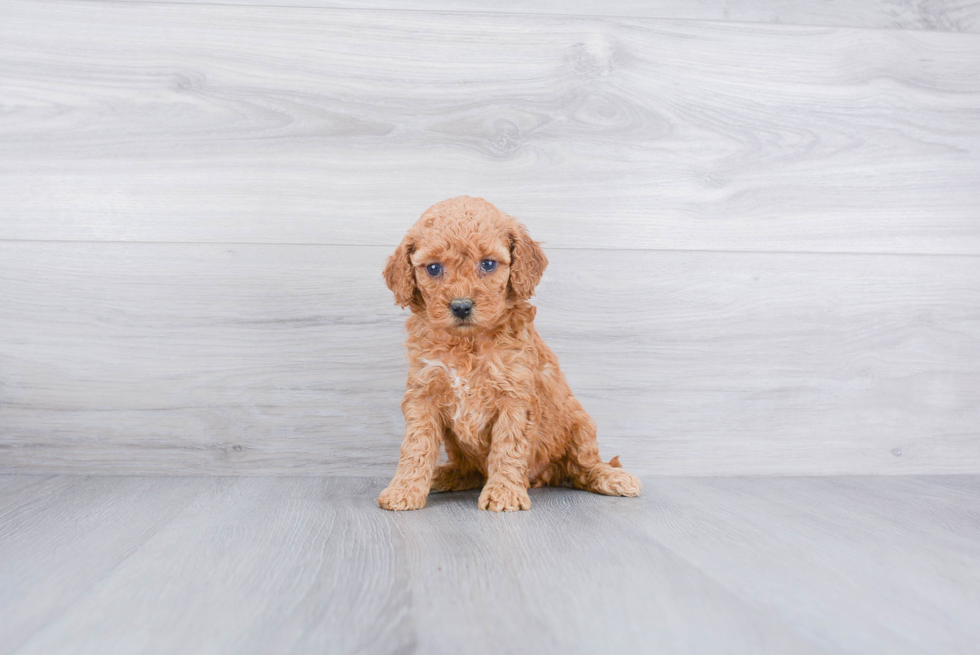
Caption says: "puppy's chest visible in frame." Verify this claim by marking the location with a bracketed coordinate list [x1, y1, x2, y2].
[419, 358, 497, 440]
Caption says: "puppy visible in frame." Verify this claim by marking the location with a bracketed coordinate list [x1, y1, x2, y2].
[378, 196, 641, 511]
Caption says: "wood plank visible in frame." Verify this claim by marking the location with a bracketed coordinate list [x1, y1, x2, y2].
[8, 478, 416, 655]
[0, 476, 214, 653]
[1, 242, 977, 476]
[94, 0, 980, 33]
[0, 476, 52, 502]
[3, 1, 979, 253]
[396, 484, 822, 654]
[633, 476, 980, 653]
[4, 476, 979, 653]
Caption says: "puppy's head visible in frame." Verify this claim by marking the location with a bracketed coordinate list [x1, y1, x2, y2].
[384, 196, 547, 334]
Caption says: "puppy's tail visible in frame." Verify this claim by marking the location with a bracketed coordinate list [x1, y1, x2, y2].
[608, 455, 622, 468]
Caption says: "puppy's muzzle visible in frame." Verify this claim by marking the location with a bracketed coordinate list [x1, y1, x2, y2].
[449, 298, 474, 320]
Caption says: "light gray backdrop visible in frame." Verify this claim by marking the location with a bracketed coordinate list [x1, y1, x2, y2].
[1, 0, 979, 476]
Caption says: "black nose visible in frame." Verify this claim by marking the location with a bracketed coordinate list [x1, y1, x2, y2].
[450, 298, 474, 319]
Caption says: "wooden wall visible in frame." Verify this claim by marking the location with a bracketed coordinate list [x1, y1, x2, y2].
[1, 0, 979, 475]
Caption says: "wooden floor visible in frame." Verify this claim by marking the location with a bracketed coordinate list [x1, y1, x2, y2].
[2, 475, 978, 654]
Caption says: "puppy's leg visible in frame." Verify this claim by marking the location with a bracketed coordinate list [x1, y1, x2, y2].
[565, 418, 641, 497]
[479, 405, 532, 511]
[378, 398, 442, 511]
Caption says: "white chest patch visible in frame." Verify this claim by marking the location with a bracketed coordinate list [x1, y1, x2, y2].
[420, 357, 485, 430]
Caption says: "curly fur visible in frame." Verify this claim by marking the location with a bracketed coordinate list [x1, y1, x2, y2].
[377, 196, 641, 511]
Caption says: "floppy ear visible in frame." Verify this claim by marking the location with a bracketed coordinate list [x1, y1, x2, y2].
[383, 235, 421, 309]
[508, 222, 548, 301]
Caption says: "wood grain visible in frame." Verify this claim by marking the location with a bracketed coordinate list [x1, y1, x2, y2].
[3, 475, 979, 654]
[636, 476, 980, 653]
[7, 477, 415, 655]
[2, 242, 977, 476]
[91, 0, 980, 33]
[0, 475, 53, 499]
[0, 476, 215, 654]
[2, 1, 979, 253]
[393, 483, 821, 655]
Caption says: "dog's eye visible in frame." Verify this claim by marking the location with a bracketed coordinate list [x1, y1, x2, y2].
[425, 263, 443, 277]
[480, 259, 497, 273]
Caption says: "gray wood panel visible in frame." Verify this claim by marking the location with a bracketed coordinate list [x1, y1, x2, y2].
[633, 476, 980, 653]
[2, 242, 977, 476]
[0, 476, 216, 654]
[6, 477, 414, 655]
[3, 475, 979, 654]
[100, 0, 980, 33]
[3, 1, 979, 253]
[0, 475, 53, 499]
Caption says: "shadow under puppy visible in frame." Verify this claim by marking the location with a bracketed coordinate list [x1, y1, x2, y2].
[378, 196, 641, 511]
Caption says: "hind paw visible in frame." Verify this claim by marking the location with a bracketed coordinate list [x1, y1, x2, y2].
[430, 464, 485, 492]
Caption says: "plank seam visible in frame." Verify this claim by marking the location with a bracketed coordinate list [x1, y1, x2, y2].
[2, 238, 980, 258]
[64, 0, 980, 37]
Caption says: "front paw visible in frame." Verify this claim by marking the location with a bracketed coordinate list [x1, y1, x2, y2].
[378, 483, 427, 511]
[478, 482, 531, 512]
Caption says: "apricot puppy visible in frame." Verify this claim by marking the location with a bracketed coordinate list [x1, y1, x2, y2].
[377, 196, 641, 512]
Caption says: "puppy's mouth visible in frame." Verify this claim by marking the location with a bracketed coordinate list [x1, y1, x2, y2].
[448, 312, 482, 330]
